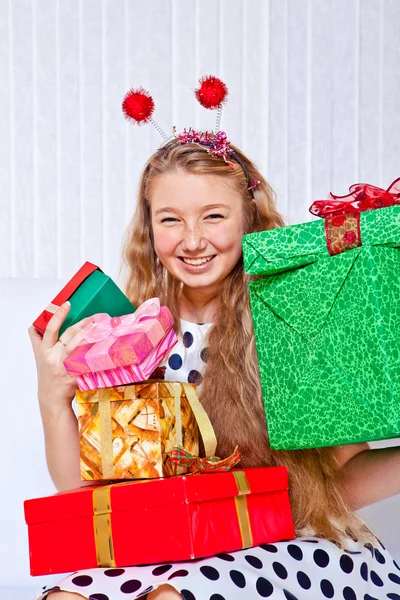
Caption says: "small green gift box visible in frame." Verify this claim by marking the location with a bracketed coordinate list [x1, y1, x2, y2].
[243, 186, 400, 450]
[33, 262, 136, 336]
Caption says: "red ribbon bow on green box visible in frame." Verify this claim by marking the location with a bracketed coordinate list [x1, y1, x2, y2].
[309, 178, 400, 255]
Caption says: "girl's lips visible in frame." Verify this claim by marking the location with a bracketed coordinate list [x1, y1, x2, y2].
[177, 255, 216, 273]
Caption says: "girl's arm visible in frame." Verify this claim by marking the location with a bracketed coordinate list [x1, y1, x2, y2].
[29, 303, 94, 492]
[334, 442, 400, 510]
[39, 402, 82, 491]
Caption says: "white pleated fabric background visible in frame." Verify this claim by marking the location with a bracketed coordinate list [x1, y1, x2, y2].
[1, 0, 400, 279]
[1, 0, 400, 596]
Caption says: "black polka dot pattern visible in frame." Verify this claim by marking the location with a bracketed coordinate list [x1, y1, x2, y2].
[168, 353, 182, 370]
[72, 575, 93, 587]
[370, 570, 384, 586]
[183, 331, 194, 348]
[188, 369, 203, 385]
[283, 591, 299, 600]
[320, 578, 334, 598]
[374, 548, 386, 564]
[40, 537, 398, 599]
[340, 554, 354, 573]
[200, 566, 220, 581]
[244, 555, 263, 569]
[287, 544, 303, 561]
[360, 561, 369, 580]
[216, 553, 235, 562]
[168, 570, 189, 580]
[272, 561, 288, 579]
[342, 588, 357, 600]
[180, 590, 196, 600]
[200, 347, 210, 362]
[256, 576, 274, 597]
[104, 569, 126, 577]
[152, 565, 172, 576]
[296, 570, 311, 589]
[313, 549, 330, 568]
[259, 543, 278, 553]
[229, 570, 246, 588]
[120, 579, 141, 594]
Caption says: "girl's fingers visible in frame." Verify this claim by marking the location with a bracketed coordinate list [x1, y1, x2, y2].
[63, 320, 95, 355]
[41, 302, 71, 349]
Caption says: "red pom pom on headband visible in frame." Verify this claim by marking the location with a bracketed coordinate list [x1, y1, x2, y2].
[121, 75, 259, 195]
[195, 75, 228, 110]
[122, 88, 155, 124]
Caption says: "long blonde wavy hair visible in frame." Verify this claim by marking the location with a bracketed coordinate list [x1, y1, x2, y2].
[122, 139, 370, 545]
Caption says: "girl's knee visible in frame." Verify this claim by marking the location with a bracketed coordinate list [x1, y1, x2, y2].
[148, 584, 182, 599]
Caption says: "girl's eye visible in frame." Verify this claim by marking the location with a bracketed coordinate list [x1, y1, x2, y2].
[161, 214, 223, 223]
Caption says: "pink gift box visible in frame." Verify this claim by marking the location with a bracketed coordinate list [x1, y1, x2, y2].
[64, 298, 177, 390]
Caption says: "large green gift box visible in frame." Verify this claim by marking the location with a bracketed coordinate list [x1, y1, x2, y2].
[243, 204, 400, 450]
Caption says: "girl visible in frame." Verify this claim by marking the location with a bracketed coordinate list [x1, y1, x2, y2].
[29, 137, 400, 600]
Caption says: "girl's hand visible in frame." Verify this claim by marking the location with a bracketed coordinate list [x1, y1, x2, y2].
[28, 302, 94, 413]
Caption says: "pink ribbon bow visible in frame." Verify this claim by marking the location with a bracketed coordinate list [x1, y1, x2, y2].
[81, 298, 167, 372]
[83, 298, 163, 344]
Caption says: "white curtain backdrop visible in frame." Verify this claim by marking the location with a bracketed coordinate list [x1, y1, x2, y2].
[0, 0, 400, 594]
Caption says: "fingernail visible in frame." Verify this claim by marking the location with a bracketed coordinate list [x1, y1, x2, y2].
[83, 321, 95, 330]
[62, 301, 71, 309]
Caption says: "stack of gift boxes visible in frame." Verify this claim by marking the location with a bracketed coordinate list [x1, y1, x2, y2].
[25, 262, 295, 576]
[25, 178, 400, 576]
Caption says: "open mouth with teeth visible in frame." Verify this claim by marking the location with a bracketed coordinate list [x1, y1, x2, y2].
[179, 255, 216, 266]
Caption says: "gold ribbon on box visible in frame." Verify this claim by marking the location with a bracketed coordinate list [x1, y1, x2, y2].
[91, 469, 253, 567]
[233, 470, 253, 548]
[93, 485, 116, 567]
[45, 302, 60, 314]
[164, 382, 218, 459]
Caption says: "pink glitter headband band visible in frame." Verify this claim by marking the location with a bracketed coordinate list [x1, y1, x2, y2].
[176, 128, 261, 196]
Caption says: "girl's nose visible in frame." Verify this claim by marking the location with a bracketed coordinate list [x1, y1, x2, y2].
[181, 226, 207, 251]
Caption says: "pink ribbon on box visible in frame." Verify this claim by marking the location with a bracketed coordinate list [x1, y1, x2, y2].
[83, 299, 166, 372]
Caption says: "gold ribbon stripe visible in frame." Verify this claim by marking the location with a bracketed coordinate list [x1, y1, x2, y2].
[233, 471, 253, 549]
[93, 485, 116, 568]
[180, 383, 217, 458]
[93, 479, 150, 567]
[98, 389, 115, 480]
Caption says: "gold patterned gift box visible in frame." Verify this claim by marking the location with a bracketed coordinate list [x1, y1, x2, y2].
[77, 380, 208, 480]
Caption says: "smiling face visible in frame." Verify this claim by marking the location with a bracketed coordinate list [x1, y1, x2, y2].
[149, 170, 246, 294]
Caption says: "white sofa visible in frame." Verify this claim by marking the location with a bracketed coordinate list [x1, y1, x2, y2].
[1, 278, 399, 598]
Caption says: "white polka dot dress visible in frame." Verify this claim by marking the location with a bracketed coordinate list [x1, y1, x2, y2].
[38, 538, 400, 600]
[161, 319, 212, 388]
[38, 320, 400, 600]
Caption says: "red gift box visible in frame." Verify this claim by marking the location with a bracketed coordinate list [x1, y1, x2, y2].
[33, 262, 99, 333]
[24, 467, 295, 576]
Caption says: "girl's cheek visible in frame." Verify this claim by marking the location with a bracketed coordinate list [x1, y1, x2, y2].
[153, 227, 180, 250]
